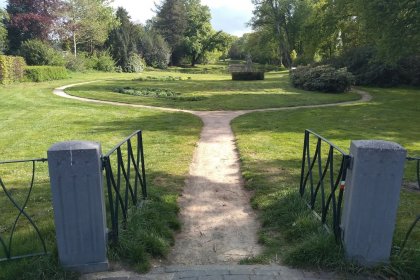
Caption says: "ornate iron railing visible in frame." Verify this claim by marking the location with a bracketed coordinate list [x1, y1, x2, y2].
[102, 131, 147, 243]
[406, 156, 420, 190]
[0, 158, 48, 261]
[300, 130, 350, 242]
[399, 156, 420, 252]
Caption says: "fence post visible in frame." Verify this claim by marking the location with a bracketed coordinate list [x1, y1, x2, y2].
[341, 140, 406, 266]
[47, 141, 108, 273]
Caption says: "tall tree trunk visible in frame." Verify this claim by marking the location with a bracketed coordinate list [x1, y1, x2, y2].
[73, 33, 77, 57]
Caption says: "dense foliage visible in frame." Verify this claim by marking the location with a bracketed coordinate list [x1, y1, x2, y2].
[153, 0, 232, 66]
[0, 55, 26, 84]
[290, 65, 354, 93]
[0, 0, 416, 84]
[242, 0, 420, 86]
[24, 66, 68, 82]
[124, 53, 145, 73]
[20, 40, 64, 66]
[6, 0, 61, 52]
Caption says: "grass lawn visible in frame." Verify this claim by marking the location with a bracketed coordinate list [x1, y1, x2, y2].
[232, 86, 420, 279]
[0, 72, 202, 279]
[65, 70, 360, 111]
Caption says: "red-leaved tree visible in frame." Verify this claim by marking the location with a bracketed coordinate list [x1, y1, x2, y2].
[6, 0, 62, 53]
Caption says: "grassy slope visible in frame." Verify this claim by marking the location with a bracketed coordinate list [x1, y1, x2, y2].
[232, 86, 420, 278]
[0, 72, 201, 279]
[66, 70, 360, 111]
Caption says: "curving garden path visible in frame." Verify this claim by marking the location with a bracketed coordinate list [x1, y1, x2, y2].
[54, 83, 371, 279]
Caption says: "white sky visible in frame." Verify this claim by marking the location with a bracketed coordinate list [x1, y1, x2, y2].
[0, 0, 254, 36]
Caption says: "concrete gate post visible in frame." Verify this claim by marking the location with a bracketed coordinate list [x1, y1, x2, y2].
[341, 140, 406, 266]
[47, 141, 108, 273]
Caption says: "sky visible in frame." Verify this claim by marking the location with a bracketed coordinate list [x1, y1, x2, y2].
[0, 0, 254, 36]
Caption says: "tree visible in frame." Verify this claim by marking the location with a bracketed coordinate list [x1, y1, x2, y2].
[0, 9, 8, 53]
[244, 30, 281, 65]
[6, 0, 62, 52]
[349, 0, 420, 63]
[106, 7, 138, 70]
[138, 30, 171, 69]
[153, 0, 188, 65]
[60, 0, 118, 56]
[251, 0, 296, 68]
[229, 36, 247, 60]
[183, 0, 232, 66]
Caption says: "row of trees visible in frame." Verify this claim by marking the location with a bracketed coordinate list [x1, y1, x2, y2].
[0, 0, 234, 71]
[230, 0, 419, 70]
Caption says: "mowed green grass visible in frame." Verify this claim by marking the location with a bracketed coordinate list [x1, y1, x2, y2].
[0, 72, 201, 279]
[232, 86, 420, 278]
[66, 70, 360, 111]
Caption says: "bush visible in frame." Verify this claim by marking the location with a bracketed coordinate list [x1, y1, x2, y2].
[20, 40, 65, 66]
[290, 65, 354, 93]
[125, 53, 145, 73]
[0, 55, 26, 84]
[65, 54, 87, 72]
[91, 51, 115, 72]
[232, 72, 265, 81]
[25, 66, 68, 82]
[398, 55, 420, 86]
[140, 33, 170, 69]
[327, 46, 417, 87]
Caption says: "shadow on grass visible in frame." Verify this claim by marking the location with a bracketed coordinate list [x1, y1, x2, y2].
[71, 111, 201, 137]
[234, 103, 420, 279]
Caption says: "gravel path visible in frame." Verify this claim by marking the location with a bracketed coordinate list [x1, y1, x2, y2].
[53, 84, 372, 279]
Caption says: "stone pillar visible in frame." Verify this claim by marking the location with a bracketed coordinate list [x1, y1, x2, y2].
[342, 140, 406, 266]
[48, 141, 108, 273]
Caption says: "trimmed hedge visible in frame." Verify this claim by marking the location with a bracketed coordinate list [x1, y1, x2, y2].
[0, 55, 26, 85]
[290, 65, 354, 93]
[25, 66, 68, 82]
[232, 72, 265, 81]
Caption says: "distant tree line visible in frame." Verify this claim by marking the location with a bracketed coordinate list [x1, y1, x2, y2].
[0, 0, 234, 72]
[231, 0, 419, 86]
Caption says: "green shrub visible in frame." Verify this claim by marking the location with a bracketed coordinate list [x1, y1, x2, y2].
[20, 40, 65, 66]
[397, 55, 420, 86]
[65, 54, 87, 72]
[125, 53, 145, 73]
[91, 51, 115, 72]
[140, 33, 170, 69]
[232, 72, 265, 81]
[114, 87, 179, 98]
[328, 46, 406, 87]
[290, 65, 354, 93]
[25, 66, 68, 82]
[0, 55, 26, 84]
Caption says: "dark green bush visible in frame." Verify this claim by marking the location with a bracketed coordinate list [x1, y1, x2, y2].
[328, 47, 420, 87]
[140, 33, 170, 69]
[91, 51, 115, 72]
[0, 55, 26, 84]
[20, 40, 65, 66]
[398, 55, 420, 86]
[290, 65, 354, 93]
[25, 66, 68, 82]
[232, 72, 265, 81]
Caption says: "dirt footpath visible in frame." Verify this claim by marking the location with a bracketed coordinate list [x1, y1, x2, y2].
[55, 84, 371, 268]
[167, 111, 262, 265]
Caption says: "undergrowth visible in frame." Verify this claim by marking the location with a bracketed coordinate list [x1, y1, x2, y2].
[114, 86, 206, 101]
[109, 188, 180, 272]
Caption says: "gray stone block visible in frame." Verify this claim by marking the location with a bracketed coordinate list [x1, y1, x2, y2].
[48, 141, 108, 273]
[342, 140, 406, 266]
